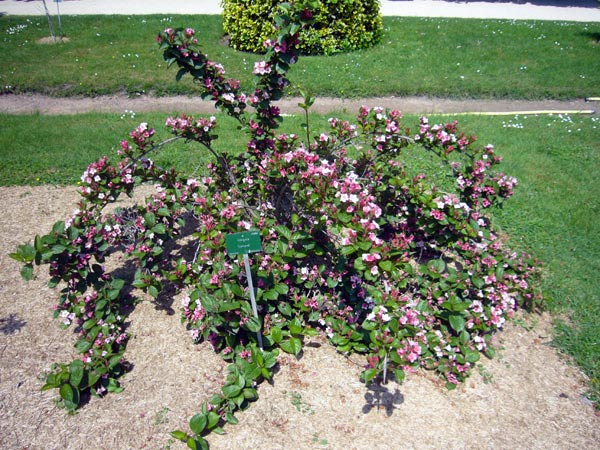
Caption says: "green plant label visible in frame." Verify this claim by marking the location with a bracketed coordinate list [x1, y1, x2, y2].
[226, 230, 262, 255]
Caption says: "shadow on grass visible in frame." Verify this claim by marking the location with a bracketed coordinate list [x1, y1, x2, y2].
[580, 31, 600, 44]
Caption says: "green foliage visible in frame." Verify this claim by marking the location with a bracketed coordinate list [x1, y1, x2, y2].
[222, 0, 382, 55]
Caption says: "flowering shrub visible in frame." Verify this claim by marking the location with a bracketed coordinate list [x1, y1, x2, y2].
[12, 1, 540, 448]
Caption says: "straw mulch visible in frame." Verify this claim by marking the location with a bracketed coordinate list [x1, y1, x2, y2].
[1, 185, 598, 450]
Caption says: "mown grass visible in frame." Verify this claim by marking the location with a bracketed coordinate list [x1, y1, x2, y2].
[453, 113, 600, 404]
[1, 111, 599, 406]
[0, 112, 335, 185]
[1, 14, 599, 99]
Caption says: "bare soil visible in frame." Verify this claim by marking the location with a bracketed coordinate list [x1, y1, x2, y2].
[0, 184, 599, 450]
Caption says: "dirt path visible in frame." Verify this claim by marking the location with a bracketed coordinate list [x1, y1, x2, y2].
[0, 185, 599, 450]
[0, 93, 597, 116]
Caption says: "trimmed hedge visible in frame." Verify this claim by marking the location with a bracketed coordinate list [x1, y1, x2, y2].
[222, 0, 383, 55]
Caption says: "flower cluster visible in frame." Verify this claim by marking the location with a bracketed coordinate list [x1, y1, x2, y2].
[165, 114, 217, 146]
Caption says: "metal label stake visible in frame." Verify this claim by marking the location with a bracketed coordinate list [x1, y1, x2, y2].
[226, 230, 263, 350]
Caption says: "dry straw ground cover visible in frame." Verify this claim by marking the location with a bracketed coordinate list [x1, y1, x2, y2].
[1, 185, 599, 449]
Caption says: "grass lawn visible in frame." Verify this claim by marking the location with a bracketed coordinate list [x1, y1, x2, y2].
[0, 14, 599, 99]
[1, 111, 599, 403]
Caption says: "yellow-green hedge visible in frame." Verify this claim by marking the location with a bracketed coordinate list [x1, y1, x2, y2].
[222, 0, 382, 55]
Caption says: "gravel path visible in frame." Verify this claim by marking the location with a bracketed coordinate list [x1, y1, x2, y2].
[2, 0, 600, 22]
[0, 93, 597, 116]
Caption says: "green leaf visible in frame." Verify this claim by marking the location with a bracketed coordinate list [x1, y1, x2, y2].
[340, 245, 356, 256]
[106, 351, 120, 368]
[69, 360, 84, 387]
[44, 372, 60, 388]
[157, 207, 170, 217]
[274, 283, 289, 295]
[51, 244, 67, 254]
[143, 212, 156, 227]
[337, 212, 352, 224]
[278, 302, 292, 317]
[87, 369, 103, 388]
[132, 278, 147, 289]
[261, 367, 272, 380]
[95, 298, 108, 313]
[75, 339, 92, 354]
[10, 243, 36, 263]
[484, 347, 496, 359]
[110, 277, 125, 290]
[263, 350, 278, 368]
[230, 284, 244, 297]
[106, 380, 124, 396]
[243, 387, 258, 401]
[361, 320, 377, 330]
[361, 368, 379, 383]
[242, 363, 262, 381]
[34, 235, 44, 253]
[225, 412, 238, 425]
[465, 349, 480, 363]
[147, 285, 159, 299]
[394, 368, 406, 383]
[446, 381, 458, 391]
[495, 266, 505, 280]
[170, 430, 189, 442]
[106, 289, 120, 301]
[270, 326, 283, 344]
[20, 264, 34, 281]
[207, 410, 220, 429]
[186, 437, 208, 450]
[222, 384, 242, 399]
[279, 337, 302, 355]
[262, 289, 279, 301]
[218, 301, 241, 313]
[379, 260, 393, 272]
[354, 257, 365, 271]
[274, 225, 292, 241]
[59, 383, 77, 404]
[244, 316, 262, 333]
[152, 223, 166, 235]
[449, 314, 465, 333]
[472, 277, 485, 289]
[288, 318, 303, 335]
[189, 413, 207, 435]
[52, 221, 65, 234]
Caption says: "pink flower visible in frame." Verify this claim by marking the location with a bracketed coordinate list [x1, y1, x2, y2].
[253, 61, 271, 75]
[431, 209, 446, 220]
[362, 253, 381, 263]
[397, 339, 421, 363]
[240, 349, 252, 362]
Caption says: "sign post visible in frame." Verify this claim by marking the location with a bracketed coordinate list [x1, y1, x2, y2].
[225, 230, 263, 350]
